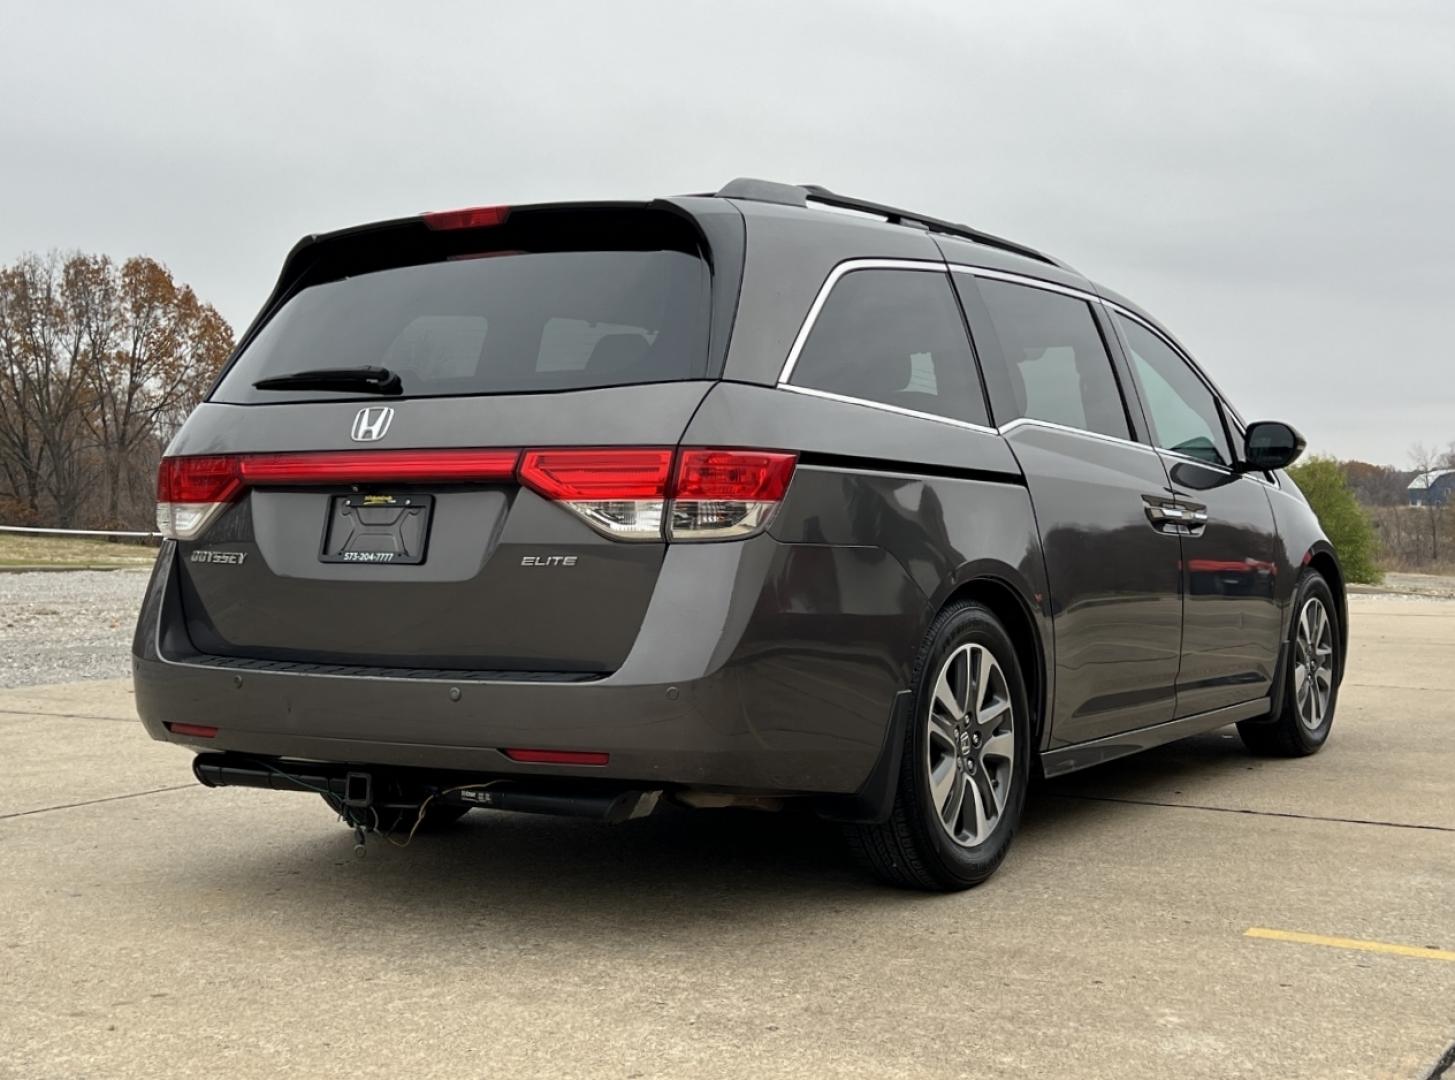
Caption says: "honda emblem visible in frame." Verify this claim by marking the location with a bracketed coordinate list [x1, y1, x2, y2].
[350, 406, 394, 442]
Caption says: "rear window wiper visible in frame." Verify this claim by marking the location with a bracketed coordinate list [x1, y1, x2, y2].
[253, 365, 402, 395]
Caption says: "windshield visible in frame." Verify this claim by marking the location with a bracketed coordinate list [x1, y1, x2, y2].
[212, 248, 710, 404]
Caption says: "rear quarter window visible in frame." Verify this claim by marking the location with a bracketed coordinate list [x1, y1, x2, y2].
[787, 268, 989, 426]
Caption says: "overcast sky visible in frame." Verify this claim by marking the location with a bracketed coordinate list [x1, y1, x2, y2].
[2, 0, 1451, 465]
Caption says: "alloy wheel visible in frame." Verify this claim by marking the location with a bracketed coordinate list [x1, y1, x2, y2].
[924, 643, 1016, 847]
[1293, 596, 1334, 731]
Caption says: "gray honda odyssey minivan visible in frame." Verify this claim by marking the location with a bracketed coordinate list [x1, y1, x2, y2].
[134, 179, 1344, 890]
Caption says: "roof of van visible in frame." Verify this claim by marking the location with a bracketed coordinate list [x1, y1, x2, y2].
[710, 181, 1182, 340]
[710, 177, 1068, 270]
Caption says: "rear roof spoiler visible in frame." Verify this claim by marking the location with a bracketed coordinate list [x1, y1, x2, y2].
[206, 198, 741, 401]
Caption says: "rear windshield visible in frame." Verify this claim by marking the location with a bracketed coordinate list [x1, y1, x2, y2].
[212, 246, 710, 403]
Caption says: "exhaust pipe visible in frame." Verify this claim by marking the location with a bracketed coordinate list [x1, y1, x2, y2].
[192, 753, 660, 824]
[445, 786, 660, 824]
[194, 755, 347, 797]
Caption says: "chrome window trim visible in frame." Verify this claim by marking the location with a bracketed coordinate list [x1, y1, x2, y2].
[774, 383, 1000, 436]
[776, 258, 947, 385]
[1104, 301, 1267, 480]
[1103, 301, 1248, 430]
[948, 264, 1102, 304]
[1161, 448, 1234, 473]
[935, 264, 1255, 441]
[996, 416, 1160, 458]
[948, 267, 1153, 451]
[773, 259, 1276, 488]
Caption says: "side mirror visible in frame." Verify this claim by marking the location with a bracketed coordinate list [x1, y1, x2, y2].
[1240, 420, 1305, 472]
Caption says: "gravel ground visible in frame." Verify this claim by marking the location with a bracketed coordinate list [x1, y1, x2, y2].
[0, 568, 151, 688]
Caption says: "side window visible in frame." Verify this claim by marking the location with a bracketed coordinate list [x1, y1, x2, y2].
[1115, 315, 1232, 467]
[967, 278, 1130, 440]
[789, 269, 989, 426]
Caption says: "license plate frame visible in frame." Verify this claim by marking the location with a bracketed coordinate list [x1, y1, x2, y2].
[318, 493, 434, 565]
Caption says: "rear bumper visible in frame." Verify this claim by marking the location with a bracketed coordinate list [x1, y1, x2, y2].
[134, 538, 929, 796]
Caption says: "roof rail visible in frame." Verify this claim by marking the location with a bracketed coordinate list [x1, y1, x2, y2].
[709, 177, 1065, 270]
[799, 184, 1065, 269]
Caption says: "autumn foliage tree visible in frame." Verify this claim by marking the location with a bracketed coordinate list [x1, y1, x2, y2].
[0, 252, 232, 529]
[1287, 457, 1381, 585]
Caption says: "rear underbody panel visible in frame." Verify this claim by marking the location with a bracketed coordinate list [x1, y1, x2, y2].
[135, 535, 929, 795]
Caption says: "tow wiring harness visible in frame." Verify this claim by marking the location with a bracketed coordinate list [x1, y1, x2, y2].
[244, 757, 505, 858]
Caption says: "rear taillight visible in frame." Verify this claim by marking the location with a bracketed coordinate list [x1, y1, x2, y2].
[671, 449, 797, 540]
[156, 455, 245, 540]
[156, 446, 796, 544]
[518, 447, 797, 542]
[518, 449, 673, 541]
[156, 449, 520, 540]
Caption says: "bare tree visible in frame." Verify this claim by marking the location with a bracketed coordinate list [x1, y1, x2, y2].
[0, 264, 47, 518]
[1409, 442, 1443, 561]
[0, 254, 95, 526]
[0, 251, 233, 530]
[81, 256, 232, 525]
[1340, 460, 1412, 507]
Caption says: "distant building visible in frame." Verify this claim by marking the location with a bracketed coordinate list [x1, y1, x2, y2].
[1408, 469, 1455, 507]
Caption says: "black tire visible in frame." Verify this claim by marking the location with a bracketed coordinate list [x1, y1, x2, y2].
[1237, 571, 1341, 757]
[322, 793, 471, 834]
[847, 602, 1032, 891]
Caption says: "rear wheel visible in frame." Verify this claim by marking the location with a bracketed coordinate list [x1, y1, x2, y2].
[1238, 571, 1340, 757]
[322, 793, 471, 834]
[848, 602, 1031, 891]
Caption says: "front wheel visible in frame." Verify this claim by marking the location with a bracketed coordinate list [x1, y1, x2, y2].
[1238, 571, 1341, 757]
[848, 602, 1031, 891]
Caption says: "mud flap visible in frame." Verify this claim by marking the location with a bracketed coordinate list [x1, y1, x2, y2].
[813, 689, 913, 825]
[1241, 639, 1287, 726]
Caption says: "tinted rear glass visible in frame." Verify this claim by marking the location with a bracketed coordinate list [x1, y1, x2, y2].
[212, 248, 710, 403]
[788, 269, 989, 426]
[965, 278, 1130, 440]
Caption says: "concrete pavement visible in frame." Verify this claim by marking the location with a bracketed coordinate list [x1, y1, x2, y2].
[1, 596, 1452, 1079]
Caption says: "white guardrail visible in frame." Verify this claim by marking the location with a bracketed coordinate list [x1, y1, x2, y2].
[0, 524, 160, 539]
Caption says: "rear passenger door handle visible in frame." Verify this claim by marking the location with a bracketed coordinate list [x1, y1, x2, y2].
[1143, 495, 1207, 536]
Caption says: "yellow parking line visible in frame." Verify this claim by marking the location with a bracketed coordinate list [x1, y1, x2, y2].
[1246, 927, 1455, 962]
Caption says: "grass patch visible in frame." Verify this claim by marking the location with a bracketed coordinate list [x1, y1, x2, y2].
[0, 532, 158, 569]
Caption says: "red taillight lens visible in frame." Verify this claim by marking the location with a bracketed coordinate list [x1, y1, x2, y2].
[155, 446, 796, 544]
[515, 448, 795, 541]
[518, 449, 673, 500]
[156, 449, 521, 540]
[670, 449, 797, 540]
[157, 455, 243, 504]
[156, 456, 245, 540]
[502, 748, 610, 766]
[518, 449, 673, 541]
[239, 449, 520, 486]
[422, 205, 511, 230]
[673, 450, 797, 502]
